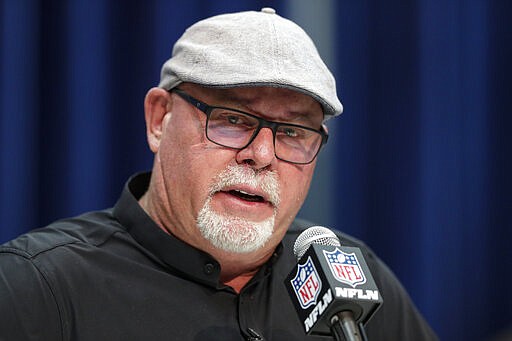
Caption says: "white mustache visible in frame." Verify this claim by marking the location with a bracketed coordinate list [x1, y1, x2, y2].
[210, 165, 281, 206]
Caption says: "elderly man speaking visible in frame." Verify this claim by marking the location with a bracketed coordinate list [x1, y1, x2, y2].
[0, 8, 436, 341]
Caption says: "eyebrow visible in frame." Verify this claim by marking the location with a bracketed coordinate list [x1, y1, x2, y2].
[211, 90, 320, 127]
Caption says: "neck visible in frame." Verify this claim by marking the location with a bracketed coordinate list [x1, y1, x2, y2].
[223, 272, 258, 293]
[138, 167, 279, 293]
[139, 185, 276, 294]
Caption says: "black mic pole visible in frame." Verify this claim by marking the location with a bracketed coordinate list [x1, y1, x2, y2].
[330, 311, 367, 341]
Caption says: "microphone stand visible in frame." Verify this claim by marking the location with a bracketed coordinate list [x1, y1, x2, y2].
[330, 311, 368, 341]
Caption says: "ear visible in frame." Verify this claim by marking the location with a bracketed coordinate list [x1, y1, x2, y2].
[144, 88, 173, 153]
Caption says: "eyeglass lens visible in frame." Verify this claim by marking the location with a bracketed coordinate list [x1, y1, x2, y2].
[206, 108, 323, 164]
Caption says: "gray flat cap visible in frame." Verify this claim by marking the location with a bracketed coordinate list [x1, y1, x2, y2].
[159, 7, 343, 120]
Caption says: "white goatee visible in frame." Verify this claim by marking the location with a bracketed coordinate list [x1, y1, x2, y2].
[196, 165, 280, 253]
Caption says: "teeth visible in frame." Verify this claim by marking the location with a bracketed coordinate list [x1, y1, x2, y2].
[229, 190, 264, 202]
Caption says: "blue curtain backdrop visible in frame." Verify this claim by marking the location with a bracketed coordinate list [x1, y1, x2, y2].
[1, 1, 510, 340]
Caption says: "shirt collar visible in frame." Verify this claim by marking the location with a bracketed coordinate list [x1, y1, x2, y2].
[112, 172, 283, 290]
[113, 172, 225, 288]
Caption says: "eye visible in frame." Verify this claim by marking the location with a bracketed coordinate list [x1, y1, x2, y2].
[213, 110, 256, 128]
[227, 115, 241, 125]
[279, 126, 303, 138]
[284, 127, 298, 137]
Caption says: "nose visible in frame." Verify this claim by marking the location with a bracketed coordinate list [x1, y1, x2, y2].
[235, 127, 276, 169]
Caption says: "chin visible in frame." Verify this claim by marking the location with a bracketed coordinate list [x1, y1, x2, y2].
[197, 197, 276, 254]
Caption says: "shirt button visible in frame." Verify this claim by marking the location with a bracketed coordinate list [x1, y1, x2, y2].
[204, 263, 215, 275]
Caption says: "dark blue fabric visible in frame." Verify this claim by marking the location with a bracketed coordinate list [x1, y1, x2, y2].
[1, 1, 510, 340]
[334, 1, 512, 340]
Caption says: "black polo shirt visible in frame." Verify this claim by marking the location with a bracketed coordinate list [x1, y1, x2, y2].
[0, 173, 437, 340]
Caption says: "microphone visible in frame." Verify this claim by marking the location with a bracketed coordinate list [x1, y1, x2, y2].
[285, 226, 383, 341]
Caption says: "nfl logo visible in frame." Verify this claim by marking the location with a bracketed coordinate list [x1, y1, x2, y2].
[323, 248, 367, 288]
[290, 256, 322, 309]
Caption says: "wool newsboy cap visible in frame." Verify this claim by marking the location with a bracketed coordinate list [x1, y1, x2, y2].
[159, 7, 343, 120]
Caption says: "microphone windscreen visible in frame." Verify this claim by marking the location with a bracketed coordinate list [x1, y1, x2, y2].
[293, 226, 341, 260]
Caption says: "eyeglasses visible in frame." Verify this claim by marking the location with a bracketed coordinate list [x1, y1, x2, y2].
[172, 89, 328, 165]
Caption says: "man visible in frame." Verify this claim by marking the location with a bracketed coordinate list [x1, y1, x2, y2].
[0, 8, 437, 340]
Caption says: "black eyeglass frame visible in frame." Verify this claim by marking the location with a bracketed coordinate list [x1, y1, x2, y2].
[171, 88, 329, 165]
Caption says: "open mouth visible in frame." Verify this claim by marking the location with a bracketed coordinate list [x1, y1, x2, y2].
[225, 190, 265, 203]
